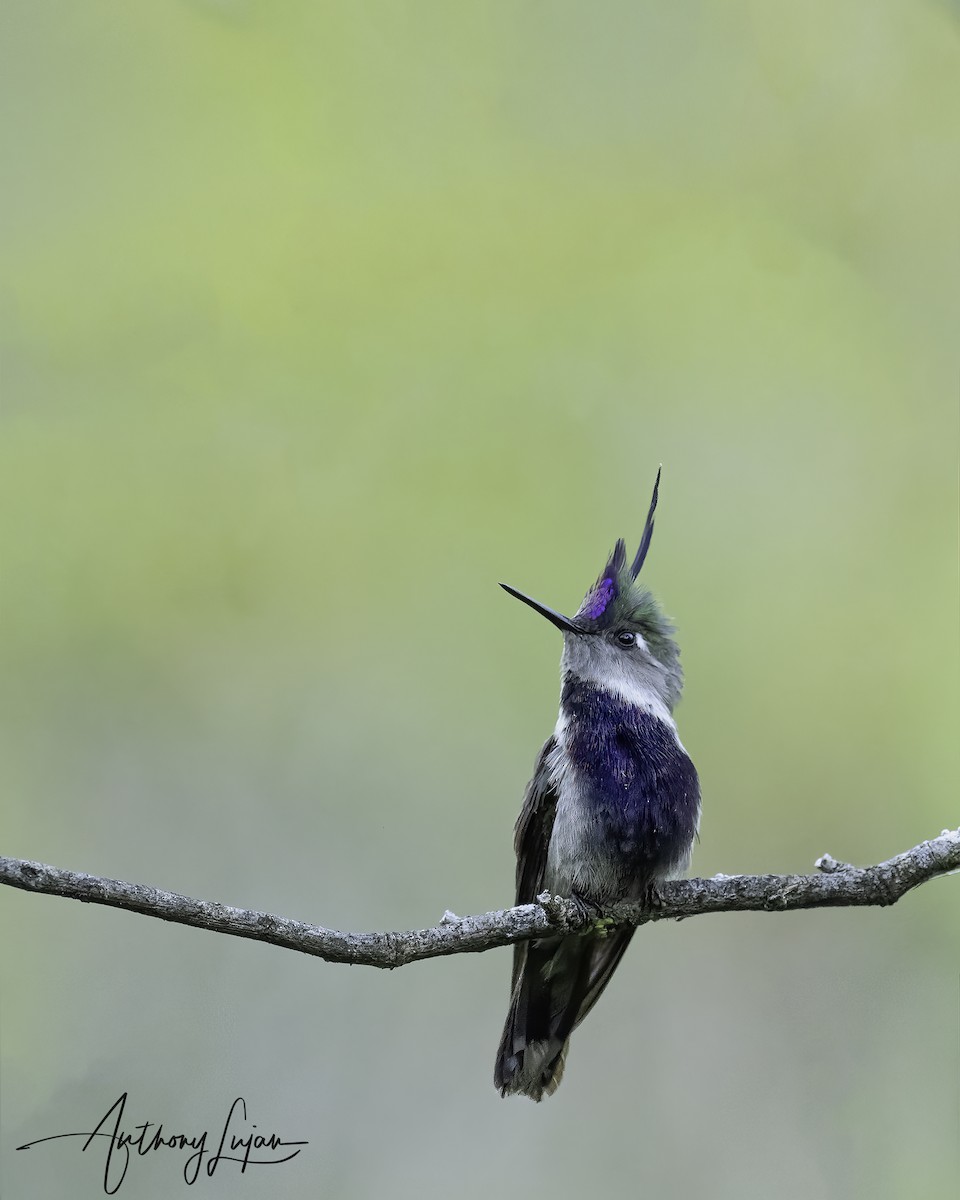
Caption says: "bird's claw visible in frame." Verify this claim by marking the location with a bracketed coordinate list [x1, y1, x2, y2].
[569, 893, 618, 936]
[570, 892, 603, 923]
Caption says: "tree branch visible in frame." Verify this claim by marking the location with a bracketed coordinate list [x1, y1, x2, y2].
[1, 829, 957, 969]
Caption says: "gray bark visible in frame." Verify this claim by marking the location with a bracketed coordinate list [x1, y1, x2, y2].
[1, 828, 957, 969]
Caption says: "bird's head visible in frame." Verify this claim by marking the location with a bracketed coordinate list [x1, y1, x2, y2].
[501, 469, 683, 711]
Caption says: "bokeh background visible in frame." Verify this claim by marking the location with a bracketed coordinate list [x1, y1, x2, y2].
[2, 2, 958, 1197]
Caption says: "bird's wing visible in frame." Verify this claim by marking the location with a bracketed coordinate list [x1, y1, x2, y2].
[509, 737, 558, 991]
[513, 736, 558, 906]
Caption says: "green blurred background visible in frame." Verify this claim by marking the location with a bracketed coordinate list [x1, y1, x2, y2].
[2, 2, 958, 1197]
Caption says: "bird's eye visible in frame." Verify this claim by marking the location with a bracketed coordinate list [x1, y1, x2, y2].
[615, 631, 635, 647]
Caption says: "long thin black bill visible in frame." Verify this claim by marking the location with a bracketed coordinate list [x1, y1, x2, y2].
[499, 583, 582, 633]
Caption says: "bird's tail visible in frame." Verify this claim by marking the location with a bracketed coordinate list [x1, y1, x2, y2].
[494, 927, 635, 1100]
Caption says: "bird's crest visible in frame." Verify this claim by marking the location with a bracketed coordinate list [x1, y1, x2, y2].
[574, 468, 662, 630]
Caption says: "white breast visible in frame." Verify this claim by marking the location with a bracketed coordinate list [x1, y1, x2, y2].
[543, 712, 614, 898]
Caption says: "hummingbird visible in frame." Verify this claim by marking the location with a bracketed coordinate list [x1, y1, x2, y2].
[494, 469, 700, 1100]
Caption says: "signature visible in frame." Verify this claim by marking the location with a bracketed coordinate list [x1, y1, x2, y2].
[17, 1092, 308, 1194]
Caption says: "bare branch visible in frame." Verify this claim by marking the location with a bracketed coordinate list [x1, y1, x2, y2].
[1, 829, 957, 969]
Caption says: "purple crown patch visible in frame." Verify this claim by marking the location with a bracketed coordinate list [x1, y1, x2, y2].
[580, 576, 614, 619]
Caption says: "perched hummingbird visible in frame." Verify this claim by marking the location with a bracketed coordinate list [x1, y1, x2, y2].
[494, 470, 700, 1100]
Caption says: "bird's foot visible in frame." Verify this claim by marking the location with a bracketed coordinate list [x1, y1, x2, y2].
[569, 892, 602, 921]
[569, 893, 617, 937]
[639, 880, 665, 911]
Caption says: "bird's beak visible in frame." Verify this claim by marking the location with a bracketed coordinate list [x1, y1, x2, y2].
[499, 583, 584, 634]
